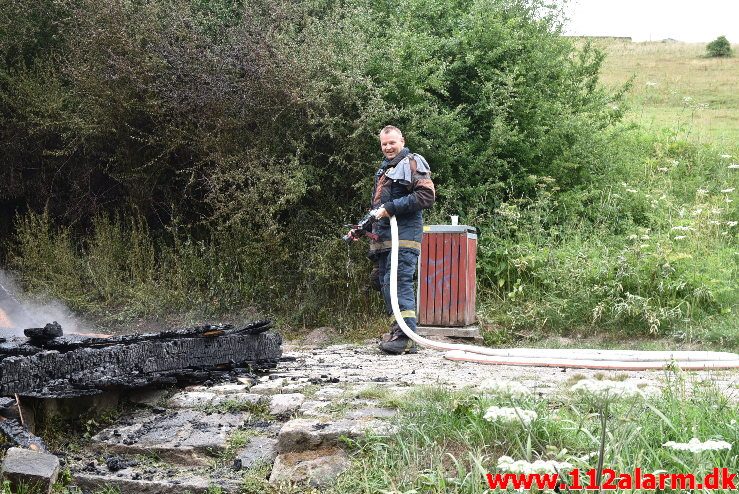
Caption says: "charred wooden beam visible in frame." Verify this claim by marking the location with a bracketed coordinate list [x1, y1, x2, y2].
[0, 321, 282, 398]
[0, 417, 48, 452]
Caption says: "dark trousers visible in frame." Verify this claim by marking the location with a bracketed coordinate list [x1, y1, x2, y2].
[377, 250, 418, 332]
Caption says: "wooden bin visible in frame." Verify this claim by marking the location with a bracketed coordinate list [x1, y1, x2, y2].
[418, 225, 477, 327]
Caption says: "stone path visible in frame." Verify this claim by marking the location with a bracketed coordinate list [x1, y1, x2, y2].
[64, 341, 739, 493]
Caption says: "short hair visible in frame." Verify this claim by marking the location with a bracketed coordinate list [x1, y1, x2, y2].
[380, 125, 404, 139]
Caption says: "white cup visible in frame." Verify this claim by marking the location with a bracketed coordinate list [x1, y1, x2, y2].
[451, 215, 459, 226]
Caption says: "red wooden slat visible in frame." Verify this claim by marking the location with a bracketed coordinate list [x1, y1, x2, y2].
[441, 233, 451, 326]
[457, 232, 468, 325]
[419, 233, 429, 325]
[433, 233, 444, 325]
[449, 233, 459, 325]
[466, 235, 478, 325]
[424, 233, 436, 325]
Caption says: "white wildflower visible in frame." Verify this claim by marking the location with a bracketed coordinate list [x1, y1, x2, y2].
[728, 221, 738, 227]
[484, 406, 538, 426]
[674, 235, 687, 240]
[640, 244, 650, 249]
[628, 234, 639, 240]
[645, 81, 658, 87]
[720, 188, 735, 193]
[626, 188, 638, 193]
[497, 456, 573, 475]
[657, 167, 669, 172]
[692, 208, 703, 216]
[663, 438, 732, 453]
[571, 379, 642, 400]
[638, 385, 662, 398]
[726, 198, 734, 203]
[578, 451, 599, 463]
[720, 154, 732, 159]
[640, 235, 650, 240]
[671, 226, 693, 232]
[709, 220, 721, 225]
[729, 164, 739, 169]
[479, 379, 532, 398]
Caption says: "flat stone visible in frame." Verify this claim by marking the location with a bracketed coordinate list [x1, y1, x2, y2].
[73, 473, 241, 494]
[269, 448, 350, 488]
[235, 436, 278, 470]
[249, 379, 285, 395]
[314, 387, 344, 400]
[298, 400, 332, 418]
[187, 383, 252, 395]
[208, 383, 251, 395]
[282, 381, 312, 393]
[1, 447, 59, 494]
[269, 393, 305, 417]
[277, 418, 389, 453]
[166, 391, 262, 409]
[345, 406, 397, 420]
[212, 393, 263, 407]
[91, 410, 245, 465]
[167, 391, 217, 408]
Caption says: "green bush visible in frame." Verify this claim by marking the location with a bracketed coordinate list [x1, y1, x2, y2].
[706, 35, 732, 58]
[1, 0, 624, 322]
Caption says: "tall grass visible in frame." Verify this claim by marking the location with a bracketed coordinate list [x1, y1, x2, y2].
[476, 126, 738, 346]
[327, 373, 738, 493]
[9, 208, 381, 329]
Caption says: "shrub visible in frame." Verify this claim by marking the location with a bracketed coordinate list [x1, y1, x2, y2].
[706, 35, 732, 58]
[2, 0, 627, 326]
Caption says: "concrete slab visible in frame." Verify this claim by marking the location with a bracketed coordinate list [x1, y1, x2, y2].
[416, 325, 481, 338]
[1, 447, 59, 494]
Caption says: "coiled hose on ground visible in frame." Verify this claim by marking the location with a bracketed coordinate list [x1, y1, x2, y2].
[387, 216, 739, 371]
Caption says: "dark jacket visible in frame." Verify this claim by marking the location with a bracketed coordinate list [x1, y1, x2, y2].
[369, 148, 435, 257]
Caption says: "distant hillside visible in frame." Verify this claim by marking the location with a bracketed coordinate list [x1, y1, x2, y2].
[595, 40, 739, 144]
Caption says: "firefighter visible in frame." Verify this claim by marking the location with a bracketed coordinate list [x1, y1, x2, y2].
[369, 126, 435, 354]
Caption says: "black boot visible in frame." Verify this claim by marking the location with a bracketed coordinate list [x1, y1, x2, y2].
[381, 322, 400, 343]
[378, 327, 417, 355]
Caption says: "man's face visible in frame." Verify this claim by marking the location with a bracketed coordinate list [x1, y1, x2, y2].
[380, 130, 404, 160]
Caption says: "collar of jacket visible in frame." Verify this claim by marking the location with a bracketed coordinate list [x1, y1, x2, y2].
[379, 147, 410, 172]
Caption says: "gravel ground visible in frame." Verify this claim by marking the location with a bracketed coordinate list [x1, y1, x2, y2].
[278, 340, 739, 398]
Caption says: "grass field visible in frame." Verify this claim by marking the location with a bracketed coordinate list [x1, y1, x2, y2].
[595, 40, 739, 146]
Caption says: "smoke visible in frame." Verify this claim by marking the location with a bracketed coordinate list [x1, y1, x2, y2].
[0, 270, 88, 336]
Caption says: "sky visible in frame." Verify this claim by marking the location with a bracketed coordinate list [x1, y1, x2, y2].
[562, 0, 739, 43]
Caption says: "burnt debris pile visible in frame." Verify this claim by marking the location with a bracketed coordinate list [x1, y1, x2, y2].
[0, 320, 282, 399]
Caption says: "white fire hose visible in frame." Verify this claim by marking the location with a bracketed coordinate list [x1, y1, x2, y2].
[387, 216, 739, 370]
